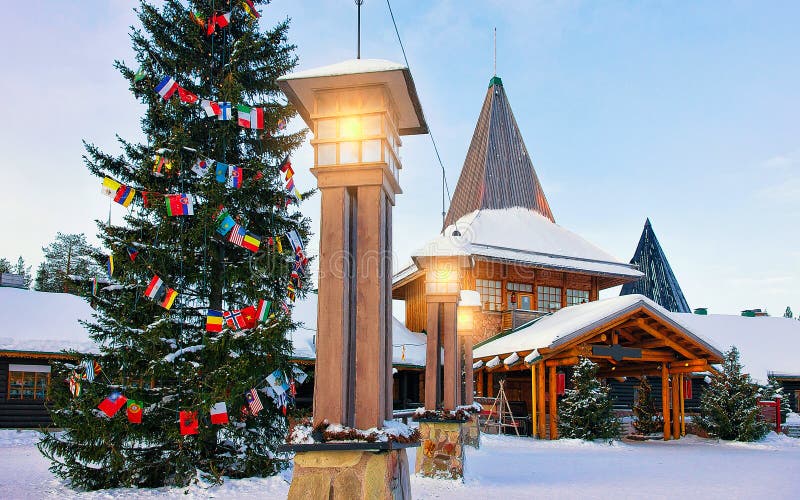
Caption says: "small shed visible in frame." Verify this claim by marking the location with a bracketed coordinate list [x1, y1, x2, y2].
[0, 287, 96, 428]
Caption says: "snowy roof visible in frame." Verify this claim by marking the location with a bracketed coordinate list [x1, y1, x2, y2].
[277, 58, 428, 135]
[288, 293, 426, 368]
[411, 208, 643, 280]
[0, 288, 97, 355]
[473, 294, 721, 361]
[667, 313, 800, 383]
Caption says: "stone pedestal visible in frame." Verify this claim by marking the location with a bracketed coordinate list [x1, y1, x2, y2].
[415, 421, 466, 480]
[289, 449, 411, 500]
[463, 414, 481, 448]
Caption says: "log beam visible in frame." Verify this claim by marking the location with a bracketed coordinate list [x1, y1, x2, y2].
[636, 320, 699, 360]
[662, 363, 671, 441]
[548, 365, 558, 440]
[545, 356, 580, 367]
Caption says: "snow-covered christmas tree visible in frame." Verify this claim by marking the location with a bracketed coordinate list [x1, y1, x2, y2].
[696, 346, 769, 441]
[557, 358, 620, 440]
[38, 0, 311, 489]
[632, 376, 662, 436]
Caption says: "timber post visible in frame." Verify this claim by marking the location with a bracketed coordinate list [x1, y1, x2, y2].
[548, 365, 558, 439]
[662, 363, 671, 440]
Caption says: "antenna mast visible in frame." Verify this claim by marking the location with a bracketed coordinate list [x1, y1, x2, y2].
[493, 27, 497, 76]
[356, 0, 364, 59]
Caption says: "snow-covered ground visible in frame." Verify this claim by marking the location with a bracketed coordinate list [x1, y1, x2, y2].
[2, 429, 799, 499]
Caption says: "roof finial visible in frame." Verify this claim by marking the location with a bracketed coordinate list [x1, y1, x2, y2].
[493, 27, 497, 76]
[355, 0, 364, 59]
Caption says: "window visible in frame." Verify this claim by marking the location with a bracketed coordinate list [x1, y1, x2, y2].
[566, 289, 589, 306]
[537, 286, 562, 312]
[476, 279, 502, 311]
[7, 364, 50, 400]
[507, 282, 533, 310]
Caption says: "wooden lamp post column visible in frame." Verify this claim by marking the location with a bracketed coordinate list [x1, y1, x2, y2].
[278, 60, 427, 499]
[457, 290, 481, 406]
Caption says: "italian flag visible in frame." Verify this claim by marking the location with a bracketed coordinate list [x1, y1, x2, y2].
[237, 104, 252, 128]
[256, 299, 271, 322]
[144, 275, 163, 299]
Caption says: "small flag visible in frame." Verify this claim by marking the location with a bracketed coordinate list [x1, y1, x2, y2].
[92, 278, 98, 297]
[242, 0, 261, 19]
[227, 224, 245, 246]
[239, 305, 257, 329]
[144, 275, 164, 300]
[154, 76, 178, 100]
[176, 86, 198, 104]
[68, 373, 81, 398]
[179, 410, 199, 435]
[282, 163, 294, 180]
[98, 392, 128, 418]
[215, 162, 228, 183]
[218, 102, 233, 120]
[217, 214, 236, 237]
[279, 156, 291, 173]
[127, 400, 143, 424]
[286, 229, 304, 254]
[106, 255, 114, 279]
[292, 365, 308, 384]
[227, 165, 243, 189]
[133, 67, 146, 82]
[152, 155, 174, 176]
[206, 310, 223, 332]
[223, 309, 244, 329]
[289, 378, 297, 397]
[192, 158, 213, 177]
[165, 193, 195, 216]
[249, 107, 265, 129]
[276, 117, 287, 131]
[160, 288, 178, 310]
[267, 369, 289, 396]
[279, 301, 290, 315]
[275, 237, 283, 254]
[256, 299, 271, 322]
[214, 11, 231, 28]
[237, 104, 253, 128]
[242, 231, 261, 253]
[190, 11, 205, 29]
[294, 187, 303, 201]
[113, 185, 136, 207]
[126, 246, 139, 261]
[210, 402, 229, 425]
[101, 176, 121, 197]
[201, 99, 221, 117]
[82, 359, 96, 382]
[245, 388, 263, 415]
[286, 283, 296, 302]
[284, 178, 295, 192]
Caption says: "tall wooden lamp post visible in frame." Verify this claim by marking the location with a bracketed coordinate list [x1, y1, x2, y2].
[277, 58, 427, 499]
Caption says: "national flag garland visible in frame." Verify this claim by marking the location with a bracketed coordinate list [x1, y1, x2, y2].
[106, 255, 113, 279]
[227, 224, 245, 246]
[210, 402, 229, 424]
[245, 388, 263, 415]
[68, 372, 81, 398]
[165, 193, 194, 216]
[223, 309, 244, 330]
[256, 299, 271, 322]
[127, 400, 143, 424]
[206, 309, 223, 332]
[201, 99, 221, 117]
[176, 85, 198, 104]
[154, 76, 178, 100]
[215, 162, 228, 183]
[237, 104, 264, 129]
[227, 165, 243, 189]
[144, 275, 164, 300]
[242, 231, 261, 252]
[160, 288, 178, 310]
[126, 246, 139, 261]
[98, 392, 127, 418]
[216, 212, 236, 236]
[179, 410, 199, 435]
[191, 158, 213, 177]
[218, 101, 233, 120]
[242, 0, 261, 19]
[239, 305, 257, 329]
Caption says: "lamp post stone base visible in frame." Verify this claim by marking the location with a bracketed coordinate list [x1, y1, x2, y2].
[414, 421, 467, 480]
[289, 449, 411, 500]
[463, 414, 481, 448]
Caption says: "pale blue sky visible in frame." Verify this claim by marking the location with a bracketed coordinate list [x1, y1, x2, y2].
[0, 1, 797, 316]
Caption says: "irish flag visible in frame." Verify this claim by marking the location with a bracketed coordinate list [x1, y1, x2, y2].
[144, 275, 163, 300]
[256, 299, 271, 322]
[154, 76, 178, 100]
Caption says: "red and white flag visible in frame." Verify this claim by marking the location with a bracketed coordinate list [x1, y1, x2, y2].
[177, 86, 198, 104]
[201, 99, 221, 117]
[210, 402, 229, 425]
[144, 275, 164, 300]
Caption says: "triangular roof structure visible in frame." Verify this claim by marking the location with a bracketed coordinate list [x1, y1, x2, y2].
[443, 76, 554, 228]
[620, 219, 690, 313]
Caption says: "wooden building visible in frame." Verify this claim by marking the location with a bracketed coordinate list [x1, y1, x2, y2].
[0, 285, 96, 428]
[393, 76, 643, 343]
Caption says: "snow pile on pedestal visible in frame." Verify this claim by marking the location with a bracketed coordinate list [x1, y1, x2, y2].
[288, 418, 420, 445]
[412, 403, 482, 422]
[0, 287, 97, 353]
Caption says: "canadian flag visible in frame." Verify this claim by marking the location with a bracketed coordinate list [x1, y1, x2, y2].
[210, 402, 229, 425]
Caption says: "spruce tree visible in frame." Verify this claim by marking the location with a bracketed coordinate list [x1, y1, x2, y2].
[39, 0, 308, 490]
[34, 232, 103, 295]
[696, 346, 769, 441]
[759, 375, 790, 425]
[784, 306, 793, 319]
[632, 376, 662, 435]
[557, 358, 620, 440]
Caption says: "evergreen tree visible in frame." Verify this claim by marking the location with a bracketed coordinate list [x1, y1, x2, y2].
[632, 376, 662, 435]
[0, 257, 11, 274]
[39, 0, 308, 490]
[34, 232, 103, 295]
[784, 306, 793, 319]
[13, 256, 33, 288]
[557, 358, 620, 440]
[696, 346, 768, 441]
[759, 375, 791, 424]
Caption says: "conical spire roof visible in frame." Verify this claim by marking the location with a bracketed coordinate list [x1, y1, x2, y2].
[443, 77, 554, 229]
[620, 219, 691, 313]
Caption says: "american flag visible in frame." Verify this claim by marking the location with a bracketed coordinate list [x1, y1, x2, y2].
[228, 224, 245, 246]
[246, 388, 263, 415]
